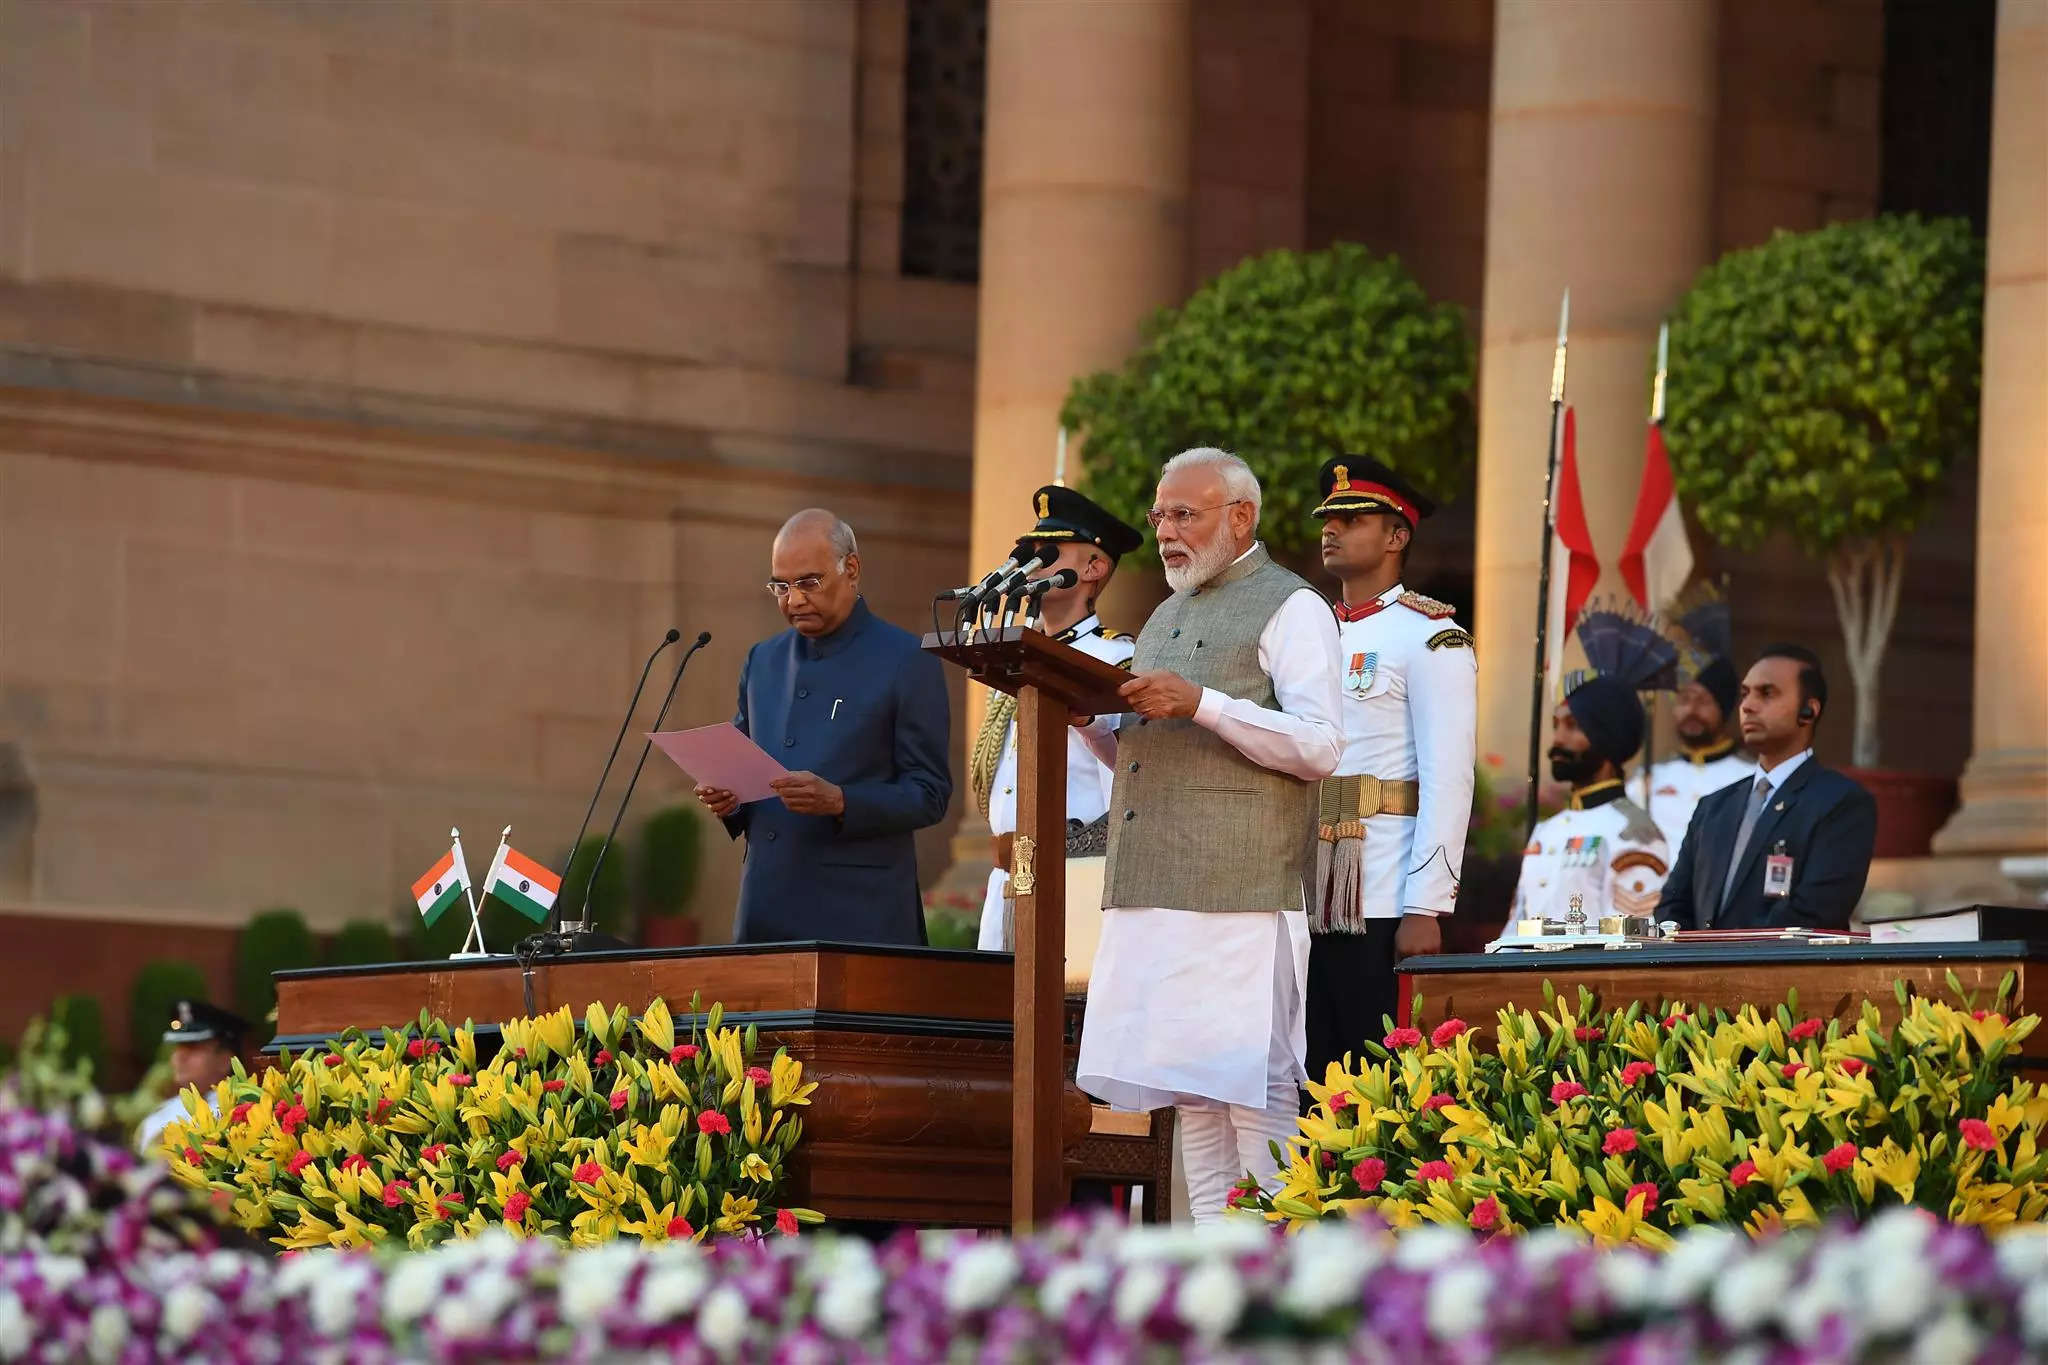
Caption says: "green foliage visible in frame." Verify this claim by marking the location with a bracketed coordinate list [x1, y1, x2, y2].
[1060, 243, 1475, 566]
[236, 908, 318, 1023]
[48, 994, 106, 1081]
[638, 805, 704, 921]
[325, 919, 399, 967]
[129, 960, 210, 1068]
[559, 834, 628, 932]
[1663, 215, 1984, 557]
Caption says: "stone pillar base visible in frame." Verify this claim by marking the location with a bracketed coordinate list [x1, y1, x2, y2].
[1857, 853, 2033, 923]
[1931, 749, 2048, 856]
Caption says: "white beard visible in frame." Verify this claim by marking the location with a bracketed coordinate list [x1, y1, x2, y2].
[1162, 535, 1241, 594]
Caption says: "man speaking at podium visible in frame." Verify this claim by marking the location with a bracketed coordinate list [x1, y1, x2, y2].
[695, 509, 952, 946]
[1072, 448, 1343, 1224]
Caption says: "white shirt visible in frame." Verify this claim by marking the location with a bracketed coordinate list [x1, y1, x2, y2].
[1628, 742, 1757, 850]
[1756, 748, 1813, 792]
[1076, 549, 1343, 1111]
[137, 1088, 220, 1156]
[1331, 583, 1477, 919]
[1503, 786, 1671, 935]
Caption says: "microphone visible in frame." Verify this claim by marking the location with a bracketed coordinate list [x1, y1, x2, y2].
[953, 543, 1056, 609]
[1005, 567, 1080, 629]
[563, 628, 681, 884]
[1023, 568, 1079, 597]
[569, 631, 713, 944]
[979, 545, 1059, 607]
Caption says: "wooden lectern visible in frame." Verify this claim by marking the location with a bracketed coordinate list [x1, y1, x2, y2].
[924, 626, 1134, 1227]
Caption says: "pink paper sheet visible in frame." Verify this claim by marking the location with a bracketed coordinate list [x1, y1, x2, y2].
[647, 724, 789, 803]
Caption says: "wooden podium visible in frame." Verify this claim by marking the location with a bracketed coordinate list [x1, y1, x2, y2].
[923, 626, 1134, 1226]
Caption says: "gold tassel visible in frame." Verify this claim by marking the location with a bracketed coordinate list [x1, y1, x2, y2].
[1312, 831, 1366, 934]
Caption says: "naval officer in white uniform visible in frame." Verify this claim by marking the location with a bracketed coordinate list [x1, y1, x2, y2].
[1629, 589, 1754, 848]
[971, 485, 1142, 954]
[135, 999, 248, 1156]
[1307, 457, 1475, 1083]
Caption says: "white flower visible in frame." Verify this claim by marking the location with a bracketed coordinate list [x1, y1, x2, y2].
[1391, 1225, 1471, 1273]
[160, 1282, 212, 1345]
[39, 1256, 85, 1296]
[1113, 1263, 1169, 1328]
[86, 1304, 127, 1364]
[1038, 1261, 1110, 1321]
[2018, 1280, 2048, 1345]
[814, 1244, 884, 1340]
[1860, 1252, 1934, 1337]
[1710, 1253, 1783, 1335]
[1911, 1310, 1979, 1365]
[697, 1286, 750, 1356]
[560, 1243, 638, 1326]
[1996, 1227, 2048, 1283]
[1595, 1250, 1656, 1313]
[1174, 1259, 1245, 1343]
[309, 1263, 367, 1338]
[1113, 1224, 1211, 1264]
[1654, 1226, 1741, 1307]
[382, 1264, 442, 1325]
[635, 1261, 709, 1324]
[0, 1291, 29, 1361]
[943, 1242, 1021, 1315]
[1282, 1223, 1383, 1316]
[1425, 1264, 1492, 1342]
[432, 1267, 516, 1341]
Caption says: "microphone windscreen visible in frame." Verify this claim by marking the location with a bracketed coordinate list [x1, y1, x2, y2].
[696, 631, 713, 646]
[663, 628, 682, 643]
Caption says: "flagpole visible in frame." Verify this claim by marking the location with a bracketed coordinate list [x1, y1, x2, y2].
[1642, 321, 1670, 831]
[452, 826, 488, 957]
[480, 825, 511, 909]
[1524, 290, 1570, 843]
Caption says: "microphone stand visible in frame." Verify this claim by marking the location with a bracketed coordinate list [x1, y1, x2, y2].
[565, 629, 680, 875]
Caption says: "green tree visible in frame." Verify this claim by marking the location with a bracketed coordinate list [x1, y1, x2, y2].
[1664, 216, 1984, 766]
[637, 805, 704, 924]
[559, 834, 628, 935]
[1060, 243, 1475, 566]
[49, 994, 106, 1081]
[129, 960, 210, 1069]
[325, 919, 399, 967]
[235, 907, 318, 1023]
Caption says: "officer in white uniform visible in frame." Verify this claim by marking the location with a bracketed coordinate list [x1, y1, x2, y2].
[971, 485, 1141, 957]
[1628, 589, 1754, 848]
[1307, 457, 1475, 1081]
[1507, 609, 1674, 934]
[135, 999, 248, 1156]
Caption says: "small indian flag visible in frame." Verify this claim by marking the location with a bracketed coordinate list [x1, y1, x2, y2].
[485, 845, 562, 924]
[411, 843, 470, 928]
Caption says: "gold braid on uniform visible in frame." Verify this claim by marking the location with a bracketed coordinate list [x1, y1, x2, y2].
[1311, 779, 1368, 935]
[969, 690, 1018, 820]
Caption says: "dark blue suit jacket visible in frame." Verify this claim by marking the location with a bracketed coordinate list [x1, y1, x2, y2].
[1655, 758, 1877, 931]
[725, 599, 952, 945]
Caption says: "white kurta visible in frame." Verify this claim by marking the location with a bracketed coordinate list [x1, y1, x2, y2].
[1331, 583, 1477, 921]
[1075, 577, 1344, 1112]
[977, 616, 1134, 951]
[1628, 745, 1757, 851]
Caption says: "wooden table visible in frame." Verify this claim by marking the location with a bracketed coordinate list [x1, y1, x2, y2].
[1399, 940, 2048, 1065]
[272, 942, 1092, 1227]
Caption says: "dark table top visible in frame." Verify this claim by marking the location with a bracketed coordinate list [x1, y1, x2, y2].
[1399, 939, 2045, 974]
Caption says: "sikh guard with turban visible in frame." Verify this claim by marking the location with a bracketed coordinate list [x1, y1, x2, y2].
[1628, 585, 1754, 849]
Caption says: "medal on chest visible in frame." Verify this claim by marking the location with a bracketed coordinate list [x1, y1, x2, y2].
[1343, 650, 1378, 697]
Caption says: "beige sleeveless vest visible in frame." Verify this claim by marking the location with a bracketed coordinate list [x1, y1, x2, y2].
[1102, 544, 1319, 913]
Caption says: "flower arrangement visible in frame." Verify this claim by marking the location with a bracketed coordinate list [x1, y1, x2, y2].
[1245, 980, 2048, 1244]
[4, 1207, 2048, 1361]
[159, 995, 822, 1251]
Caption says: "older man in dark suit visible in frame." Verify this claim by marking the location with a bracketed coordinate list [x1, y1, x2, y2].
[695, 509, 952, 945]
[1656, 644, 1877, 931]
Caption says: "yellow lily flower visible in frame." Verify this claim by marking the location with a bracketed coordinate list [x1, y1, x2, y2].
[637, 998, 676, 1053]
[715, 1190, 760, 1235]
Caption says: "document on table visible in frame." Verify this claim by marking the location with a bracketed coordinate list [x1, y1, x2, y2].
[647, 724, 789, 803]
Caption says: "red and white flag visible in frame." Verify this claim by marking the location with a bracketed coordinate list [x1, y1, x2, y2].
[1543, 406, 1601, 707]
[1617, 420, 1693, 612]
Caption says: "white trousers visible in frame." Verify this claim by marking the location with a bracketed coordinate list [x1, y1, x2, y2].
[1176, 922, 1303, 1224]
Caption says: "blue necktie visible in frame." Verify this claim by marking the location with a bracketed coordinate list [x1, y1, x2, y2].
[1718, 775, 1774, 915]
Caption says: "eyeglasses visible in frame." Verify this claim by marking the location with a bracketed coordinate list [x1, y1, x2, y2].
[1145, 499, 1246, 531]
[766, 574, 830, 598]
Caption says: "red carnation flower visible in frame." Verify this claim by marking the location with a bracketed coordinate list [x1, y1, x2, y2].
[183, 1146, 200, 1165]
[698, 1111, 732, 1137]
[1627, 1182, 1659, 1213]
[1352, 1157, 1386, 1193]
[1621, 1061, 1657, 1087]
[669, 1215, 696, 1239]
[1224, 1185, 1247, 1210]
[1823, 1142, 1858, 1174]
[436, 1199, 462, 1219]
[1416, 1160, 1454, 1183]
[542, 1079, 566, 1093]
[1729, 1160, 1758, 1188]
[1781, 1062, 1806, 1079]
[1468, 1195, 1500, 1231]
[1383, 1027, 1424, 1049]
[572, 1161, 602, 1185]
[278, 1104, 308, 1136]
[1960, 1119, 1999, 1151]
[230, 1102, 253, 1124]
[371, 1097, 395, 1122]
[1574, 1026, 1602, 1042]
[671, 1044, 700, 1063]
[1320, 1149, 1337, 1169]
[441, 1192, 464, 1205]
[383, 1179, 411, 1208]
[1328, 1091, 1353, 1110]
[448, 1073, 473, 1088]
[323, 1054, 343, 1068]
[503, 1191, 531, 1223]
[1430, 1019, 1469, 1047]
[1420, 1093, 1454, 1113]
[273, 1098, 288, 1117]
[1971, 1009, 1990, 1022]
[407, 1039, 427, 1060]
[285, 1150, 314, 1177]
[340, 1154, 369, 1173]
[746, 1067, 772, 1088]
[1663, 1012, 1689, 1029]
[1840, 1057, 1870, 1076]
[1603, 1128, 1639, 1156]
[776, 1208, 799, 1237]
[427, 1041, 443, 1056]
[495, 1150, 521, 1172]
[593, 1049, 613, 1067]
[1550, 1080, 1588, 1104]
[1788, 1018, 1825, 1043]
[514, 1047, 528, 1060]
[420, 1143, 448, 1163]
[609, 1088, 628, 1113]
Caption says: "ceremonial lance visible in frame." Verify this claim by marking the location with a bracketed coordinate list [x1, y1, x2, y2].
[1524, 291, 1570, 843]
[1641, 321, 1670, 829]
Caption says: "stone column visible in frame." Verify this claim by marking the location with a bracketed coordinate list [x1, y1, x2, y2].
[1934, 0, 2048, 856]
[1470, 0, 1719, 770]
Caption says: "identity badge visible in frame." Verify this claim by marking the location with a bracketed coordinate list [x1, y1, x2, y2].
[1764, 852, 1794, 898]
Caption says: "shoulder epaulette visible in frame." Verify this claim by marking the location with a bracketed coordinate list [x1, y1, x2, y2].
[1398, 590, 1456, 620]
[1100, 627, 1129, 639]
[1613, 798, 1662, 847]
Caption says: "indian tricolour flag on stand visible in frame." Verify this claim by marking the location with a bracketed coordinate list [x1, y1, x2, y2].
[411, 842, 471, 928]
[485, 844, 562, 924]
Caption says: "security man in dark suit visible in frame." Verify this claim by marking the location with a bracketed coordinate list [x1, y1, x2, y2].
[695, 508, 953, 945]
[1656, 644, 1877, 930]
